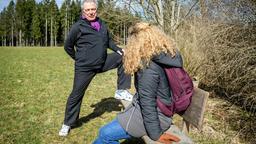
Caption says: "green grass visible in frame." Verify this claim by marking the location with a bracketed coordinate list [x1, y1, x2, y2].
[0, 47, 254, 144]
[0, 47, 124, 144]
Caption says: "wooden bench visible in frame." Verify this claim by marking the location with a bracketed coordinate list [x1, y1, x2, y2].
[121, 87, 209, 144]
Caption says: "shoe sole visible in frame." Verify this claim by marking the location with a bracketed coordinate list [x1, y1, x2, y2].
[115, 95, 132, 101]
[115, 97, 132, 101]
[59, 132, 69, 137]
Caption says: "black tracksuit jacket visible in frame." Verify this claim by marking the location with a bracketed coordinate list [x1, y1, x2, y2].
[64, 17, 122, 70]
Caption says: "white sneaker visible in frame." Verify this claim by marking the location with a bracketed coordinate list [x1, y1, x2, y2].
[114, 90, 133, 101]
[59, 124, 71, 137]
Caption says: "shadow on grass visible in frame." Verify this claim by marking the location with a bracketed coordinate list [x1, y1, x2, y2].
[121, 138, 146, 144]
[72, 97, 146, 144]
[72, 97, 123, 129]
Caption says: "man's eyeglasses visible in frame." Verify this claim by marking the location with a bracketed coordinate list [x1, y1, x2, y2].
[84, 8, 97, 12]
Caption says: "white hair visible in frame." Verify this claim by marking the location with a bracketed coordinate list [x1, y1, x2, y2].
[81, 0, 98, 9]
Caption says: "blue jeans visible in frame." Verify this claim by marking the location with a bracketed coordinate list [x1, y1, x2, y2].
[93, 118, 131, 144]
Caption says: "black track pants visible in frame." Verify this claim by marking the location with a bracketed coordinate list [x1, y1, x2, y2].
[64, 53, 131, 126]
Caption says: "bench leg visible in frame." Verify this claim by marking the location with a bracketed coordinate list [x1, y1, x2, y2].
[182, 119, 190, 134]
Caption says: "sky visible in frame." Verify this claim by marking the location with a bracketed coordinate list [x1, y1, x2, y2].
[0, 0, 64, 12]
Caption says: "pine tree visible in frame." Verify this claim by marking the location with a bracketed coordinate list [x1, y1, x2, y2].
[23, 0, 36, 46]
[60, 0, 71, 42]
[0, 11, 4, 46]
[42, 0, 50, 46]
[70, 0, 81, 25]
[50, 0, 59, 46]
[32, 3, 41, 46]
[16, 0, 26, 46]
[6, 0, 15, 46]
[0, 8, 7, 46]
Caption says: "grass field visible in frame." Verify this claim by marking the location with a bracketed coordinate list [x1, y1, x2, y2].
[0, 47, 124, 144]
[0, 47, 254, 144]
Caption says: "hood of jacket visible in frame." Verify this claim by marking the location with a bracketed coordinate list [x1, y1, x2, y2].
[152, 51, 183, 68]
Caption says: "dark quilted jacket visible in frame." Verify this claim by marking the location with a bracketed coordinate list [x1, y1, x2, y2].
[117, 52, 183, 140]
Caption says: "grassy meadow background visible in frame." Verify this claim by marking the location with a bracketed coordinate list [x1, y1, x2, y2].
[0, 47, 124, 143]
[0, 47, 254, 144]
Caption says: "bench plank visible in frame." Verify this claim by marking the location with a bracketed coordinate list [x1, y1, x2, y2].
[180, 87, 209, 131]
[120, 100, 194, 144]
[142, 125, 194, 144]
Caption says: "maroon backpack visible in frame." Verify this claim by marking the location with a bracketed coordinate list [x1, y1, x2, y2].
[157, 67, 194, 117]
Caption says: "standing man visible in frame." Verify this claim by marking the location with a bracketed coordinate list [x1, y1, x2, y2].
[59, 0, 132, 137]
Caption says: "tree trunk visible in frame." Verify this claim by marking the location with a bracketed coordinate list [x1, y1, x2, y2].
[174, 4, 181, 39]
[50, 16, 53, 47]
[4, 36, 6, 46]
[152, 0, 164, 28]
[54, 21, 57, 46]
[199, 0, 207, 19]
[64, 4, 68, 41]
[158, 0, 164, 28]
[171, 1, 176, 30]
[55, 35, 57, 46]
[176, 4, 181, 27]
[19, 30, 22, 46]
[67, 19, 70, 36]
[123, 22, 126, 45]
[11, 24, 14, 46]
[15, 33, 17, 46]
[45, 17, 48, 46]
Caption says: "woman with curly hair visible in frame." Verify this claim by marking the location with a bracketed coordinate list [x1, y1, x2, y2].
[93, 22, 183, 144]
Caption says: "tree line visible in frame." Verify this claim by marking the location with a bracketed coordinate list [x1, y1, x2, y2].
[0, 0, 139, 47]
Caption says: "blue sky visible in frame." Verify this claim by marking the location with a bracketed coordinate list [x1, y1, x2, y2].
[0, 0, 64, 12]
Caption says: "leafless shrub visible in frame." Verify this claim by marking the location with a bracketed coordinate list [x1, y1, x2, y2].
[175, 18, 256, 114]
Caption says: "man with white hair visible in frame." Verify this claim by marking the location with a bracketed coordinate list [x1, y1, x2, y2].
[59, 0, 132, 136]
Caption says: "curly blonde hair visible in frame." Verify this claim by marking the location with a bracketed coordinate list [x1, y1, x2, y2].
[123, 22, 177, 74]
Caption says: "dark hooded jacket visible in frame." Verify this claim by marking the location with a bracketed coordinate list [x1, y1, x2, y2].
[64, 17, 122, 70]
[117, 52, 183, 141]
